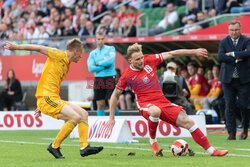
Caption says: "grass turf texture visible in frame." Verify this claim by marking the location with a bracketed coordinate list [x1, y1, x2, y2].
[0, 130, 250, 167]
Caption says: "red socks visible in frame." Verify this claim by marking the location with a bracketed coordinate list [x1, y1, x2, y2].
[189, 124, 211, 150]
[148, 116, 159, 139]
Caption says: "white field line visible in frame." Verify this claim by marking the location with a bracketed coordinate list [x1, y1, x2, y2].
[0, 140, 250, 157]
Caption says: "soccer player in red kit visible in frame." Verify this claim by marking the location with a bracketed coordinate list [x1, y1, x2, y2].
[106, 43, 228, 157]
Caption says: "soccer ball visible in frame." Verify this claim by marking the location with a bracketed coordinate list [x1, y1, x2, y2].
[171, 139, 189, 156]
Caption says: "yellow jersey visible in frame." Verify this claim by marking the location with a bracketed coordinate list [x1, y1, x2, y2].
[35, 48, 70, 97]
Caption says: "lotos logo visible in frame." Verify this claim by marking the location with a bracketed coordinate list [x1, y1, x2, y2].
[32, 59, 44, 77]
[88, 120, 113, 140]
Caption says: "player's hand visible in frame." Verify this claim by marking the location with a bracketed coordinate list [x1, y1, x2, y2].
[195, 48, 208, 58]
[34, 108, 41, 117]
[105, 119, 115, 130]
[4, 42, 18, 50]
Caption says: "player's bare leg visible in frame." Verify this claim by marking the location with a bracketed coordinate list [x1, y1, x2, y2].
[69, 103, 104, 157]
[148, 106, 163, 157]
[176, 110, 228, 156]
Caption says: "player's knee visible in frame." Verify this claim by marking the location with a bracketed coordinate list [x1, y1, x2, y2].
[148, 106, 161, 118]
[97, 103, 105, 110]
[71, 113, 82, 123]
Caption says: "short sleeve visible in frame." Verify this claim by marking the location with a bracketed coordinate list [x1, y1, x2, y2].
[48, 47, 66, 61]
[116, 73, 128, 91]
[144, 54, 163, 66]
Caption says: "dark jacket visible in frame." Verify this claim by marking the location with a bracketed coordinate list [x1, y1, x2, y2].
[218, 35, 250, 84]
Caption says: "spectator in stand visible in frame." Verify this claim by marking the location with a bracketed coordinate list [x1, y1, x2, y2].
[87, 0, 95, 20]
[208, 8, 217, 18]
[212, 0, 228, 14]
[193, 11, 209, 32]
[122, 17, 136, 37]
[73, 4, 83, 29]
[77, 15, 88, 36]
[203, 65, 222, 110]
[48, 20, 62, 37]
[54, 0, 66, 14]
[0, 23, 8, 39]
[226, 0, 243, 13]
[93, 0, 107, 24]
[84, 21, 96, 36]
[9, 1, 21, 22]
[117, 5, 128, 27]
[127, 4, 142, 26]
[37, 24, 50, 45]
[107, 8, 117, 19]
[62, 19, 77, 36]
[0, 69, 23, 111]
[149, 2, 178, 36]
[180, 0, 200, 27]
[108, 17, 123, 37]
[230, 0, 250, 13]
[44, 1, 54, 17]
[182, 15, 199, 35]
[17, 18, 27, 34]
[96, 15, 112, 35]
[64, 7, 74, 21]
[187, 61, 210, 112]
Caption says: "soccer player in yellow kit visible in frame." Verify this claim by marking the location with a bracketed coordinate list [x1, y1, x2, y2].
[4, 38, 103, 159]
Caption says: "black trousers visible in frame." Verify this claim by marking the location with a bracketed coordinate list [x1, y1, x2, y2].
[223, 79, 250, 135]
[0, 91, 15, 110]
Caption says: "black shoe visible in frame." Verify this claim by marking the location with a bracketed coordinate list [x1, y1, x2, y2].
[227, 134, 236, 140]
[47, 143, 65, 159]
[239, 128, 248, 140]
[80, 145, 103, 157]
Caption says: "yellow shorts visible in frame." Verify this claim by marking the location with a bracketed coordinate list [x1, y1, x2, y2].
[37, 96, 70, 119]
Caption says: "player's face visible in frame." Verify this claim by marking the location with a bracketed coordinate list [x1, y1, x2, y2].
[73, 49, 83, 63]
[129, 52, 144, 70]
[228, 23, 241, 40]
[95, 34, 105, 49]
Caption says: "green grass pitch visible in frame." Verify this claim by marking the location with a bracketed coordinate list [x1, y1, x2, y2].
[0, 130, 250, 167]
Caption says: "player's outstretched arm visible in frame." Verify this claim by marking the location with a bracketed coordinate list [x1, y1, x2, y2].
[4, 41, 49, 56]
[161, 48, 208, 60]
[106, 88, 123, 128]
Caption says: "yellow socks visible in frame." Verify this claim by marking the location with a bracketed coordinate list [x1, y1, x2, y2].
[52, 120, 77, 148]
[78, 120, 89, 149]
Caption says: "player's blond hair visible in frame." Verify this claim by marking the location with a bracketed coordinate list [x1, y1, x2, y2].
[127, 43, 142, 59]
[66, 38, 83, 51]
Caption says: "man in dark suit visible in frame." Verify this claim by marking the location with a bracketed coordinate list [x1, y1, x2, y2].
[218, 20, 250, 140]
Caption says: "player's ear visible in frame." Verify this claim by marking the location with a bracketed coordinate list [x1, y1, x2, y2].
[128, 58, 131, 64]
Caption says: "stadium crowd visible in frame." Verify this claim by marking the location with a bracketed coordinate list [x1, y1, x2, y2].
[1, 0, 250, 41]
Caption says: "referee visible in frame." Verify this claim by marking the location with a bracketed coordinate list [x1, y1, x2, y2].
[87, 31, 119, 116]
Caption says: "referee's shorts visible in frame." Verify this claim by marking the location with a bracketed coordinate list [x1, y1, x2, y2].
[93, 76, 116, 101]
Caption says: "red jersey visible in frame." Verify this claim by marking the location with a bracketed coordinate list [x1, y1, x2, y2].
[188, 73, 210, 96]
[210, 78, 222, 94]
[116, 54, 165, 103]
